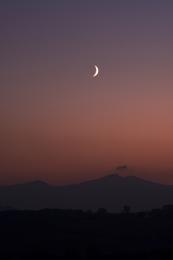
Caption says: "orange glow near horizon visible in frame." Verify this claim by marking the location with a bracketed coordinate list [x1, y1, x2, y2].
[1, 1, 173, 185]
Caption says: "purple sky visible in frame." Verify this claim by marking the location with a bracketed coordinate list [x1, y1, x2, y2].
[1, 1, 173, 184]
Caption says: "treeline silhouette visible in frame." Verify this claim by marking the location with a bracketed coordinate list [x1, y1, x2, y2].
[1, 205, 173, 259]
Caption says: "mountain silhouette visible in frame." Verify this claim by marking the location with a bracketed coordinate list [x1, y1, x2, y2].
[0, 173, 173, 212]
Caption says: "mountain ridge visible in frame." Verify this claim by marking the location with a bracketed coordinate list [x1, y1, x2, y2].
[0, 173, 173, 212]
[0, 173, 167, 188]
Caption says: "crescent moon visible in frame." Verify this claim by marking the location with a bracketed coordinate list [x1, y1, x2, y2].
[93, 65, 99, 78]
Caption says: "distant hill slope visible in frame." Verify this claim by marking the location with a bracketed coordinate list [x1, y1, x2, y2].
[1, 174, 173, 212]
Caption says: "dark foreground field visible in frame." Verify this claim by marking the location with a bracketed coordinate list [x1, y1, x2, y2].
[1, 207, 173, 259]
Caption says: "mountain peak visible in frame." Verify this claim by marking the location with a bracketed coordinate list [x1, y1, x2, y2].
[88, 173, 124, 184]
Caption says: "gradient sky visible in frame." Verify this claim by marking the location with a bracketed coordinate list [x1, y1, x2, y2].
[1, 0, 173, 184]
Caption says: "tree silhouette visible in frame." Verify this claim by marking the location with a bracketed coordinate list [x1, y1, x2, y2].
[123, 205, 131, 214]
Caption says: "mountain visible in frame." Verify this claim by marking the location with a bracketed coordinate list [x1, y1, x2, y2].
[1, 174, 173, 212]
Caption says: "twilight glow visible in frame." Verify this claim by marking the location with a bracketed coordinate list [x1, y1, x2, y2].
[1, 1, 173, 184]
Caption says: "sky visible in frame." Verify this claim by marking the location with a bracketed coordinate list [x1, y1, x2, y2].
[1, 0, 173, 184]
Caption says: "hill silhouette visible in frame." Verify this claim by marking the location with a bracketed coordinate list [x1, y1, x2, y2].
[1, 173, 173, 211]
